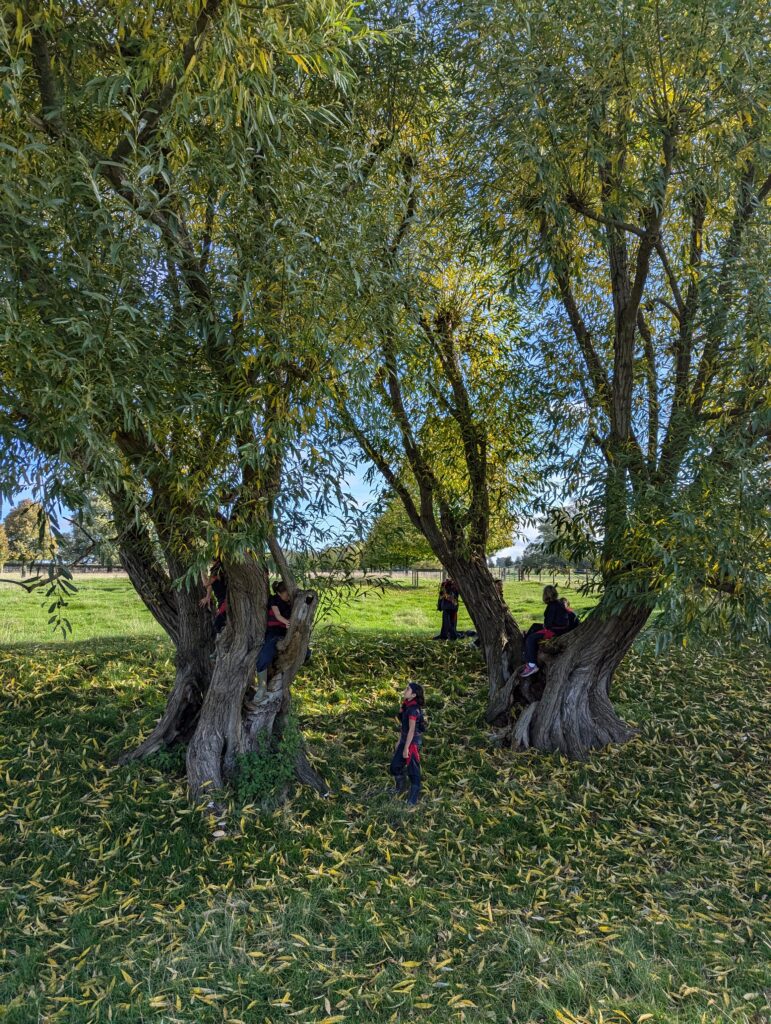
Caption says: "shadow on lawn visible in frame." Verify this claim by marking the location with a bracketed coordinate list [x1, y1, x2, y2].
[0, 634, 171, 657]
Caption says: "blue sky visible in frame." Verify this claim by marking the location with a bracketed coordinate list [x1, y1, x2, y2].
[5, 466, 535, 559]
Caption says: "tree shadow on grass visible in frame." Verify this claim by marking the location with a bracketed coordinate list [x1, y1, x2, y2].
[0, 634, 172, 657]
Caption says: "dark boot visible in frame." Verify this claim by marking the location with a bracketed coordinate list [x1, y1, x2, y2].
[407, 783, 420, 806]
[393, 773, 406, 795]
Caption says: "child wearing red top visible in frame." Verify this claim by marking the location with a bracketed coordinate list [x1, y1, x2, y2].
[390, 682, 425, 806]
[255, 581, 292, 684]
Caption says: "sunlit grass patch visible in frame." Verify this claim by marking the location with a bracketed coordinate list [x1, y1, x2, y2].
[1, 612, 769, 1023]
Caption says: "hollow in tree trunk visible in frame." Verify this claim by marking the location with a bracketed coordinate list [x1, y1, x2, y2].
[512, 603, 652, 758]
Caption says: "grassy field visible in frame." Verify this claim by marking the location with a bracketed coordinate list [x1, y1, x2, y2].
[0, 575, 598, 645]
[0, 580, 768, 1024]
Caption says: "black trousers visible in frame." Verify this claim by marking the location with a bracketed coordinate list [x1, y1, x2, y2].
[440, 608, 458, 639]
[524, 625, 568, 663]
[390, 737, 422, 803]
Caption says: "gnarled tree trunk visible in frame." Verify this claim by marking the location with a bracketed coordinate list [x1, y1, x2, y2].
[443, 554, 524, 723]
[120, 583, 214, 762]
[186, 559, 322, 800]
[113, 503, 214, 763]
[513, 603, 651, 758]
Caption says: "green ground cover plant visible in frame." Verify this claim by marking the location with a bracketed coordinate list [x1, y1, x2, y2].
[0, 581, 768, 1023]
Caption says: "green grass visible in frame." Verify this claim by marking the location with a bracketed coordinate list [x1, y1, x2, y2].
[0, 574, 597, 643]
[0, 581, 768, 1024]
[0, 578, 165, 644]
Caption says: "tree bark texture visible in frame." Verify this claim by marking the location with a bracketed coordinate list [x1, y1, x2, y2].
[113, 503, 215, 763]
[113, 506, 180, 645]
[513, 603, 651, 758]
[442, 554, 524, 724]
[118, 577, 214, 763]
[185, 560, 321, 799]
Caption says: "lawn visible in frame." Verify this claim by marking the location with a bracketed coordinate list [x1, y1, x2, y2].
[0, 579, 768, 1024]
[0, 574, 598, 644]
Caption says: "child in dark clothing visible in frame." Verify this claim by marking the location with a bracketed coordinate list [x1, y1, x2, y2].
[200, 560, 228, 636]
[255, 581, 292, 684]
[561, 597, 580, 631]
[390, 681, 425, 806]
[520, 585, 571, 677]
[437, 580, 459, 640]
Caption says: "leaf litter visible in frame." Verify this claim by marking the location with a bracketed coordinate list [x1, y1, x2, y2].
[0, 629, 768, 1023]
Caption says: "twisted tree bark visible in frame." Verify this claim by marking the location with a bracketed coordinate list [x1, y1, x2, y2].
[185, 559, 323, 799]
[115, 515, 213, 763]
[441, 554, 524, 723]
[512, 603, 651, 758]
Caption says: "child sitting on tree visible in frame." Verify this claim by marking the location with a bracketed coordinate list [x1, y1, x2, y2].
[519, 585, 571, 677]
[561, 596, 580, 631]
[255, 580, 292, 685]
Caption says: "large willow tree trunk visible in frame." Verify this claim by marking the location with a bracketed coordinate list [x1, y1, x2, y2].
[443, 554, 524, 724]
[513, 603, 651, 758]
[116, 524, 214, 763]
[121, 586, 214, 761]
[186, 559, 323, 800]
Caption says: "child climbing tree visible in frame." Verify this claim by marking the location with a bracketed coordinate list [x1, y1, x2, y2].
[0, 0, 368, 797]
[447, 0, 770, 754]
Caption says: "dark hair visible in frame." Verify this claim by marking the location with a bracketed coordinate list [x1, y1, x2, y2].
[406, 681, 425, 707]
[272, 580, 289, 596]
[543, 585, 559, 603]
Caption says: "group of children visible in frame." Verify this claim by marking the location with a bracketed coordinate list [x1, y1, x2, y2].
[200, 562, 293, 682]
[201, 563, 578, 809]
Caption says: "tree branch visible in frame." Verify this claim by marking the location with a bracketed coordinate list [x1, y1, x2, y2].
[109, 0, 223, 165]
[691, 164, 770, 411]
[553, 269, 612, 418]
[564, 192, 648, 239]
[636, 310, 659, 467]
[653, 238, 685, 319]
[268, 535, 298, 597]
[421, 311, 489, 550]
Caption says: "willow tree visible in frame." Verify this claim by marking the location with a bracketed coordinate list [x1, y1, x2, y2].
[0, 0, 366, 796]
[447, 0, 770, 753]
[322, 6, 537, 722]
[332, 192, 535, 720]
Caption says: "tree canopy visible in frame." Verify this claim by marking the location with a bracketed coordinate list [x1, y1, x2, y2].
[446, 0, 770, 634]
[3, 499, 55, 568]
[1, 0, 767, 771]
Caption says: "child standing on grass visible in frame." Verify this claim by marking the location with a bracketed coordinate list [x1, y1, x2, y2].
[390, 682, 425, 807]
[437, 580, 459, 640]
